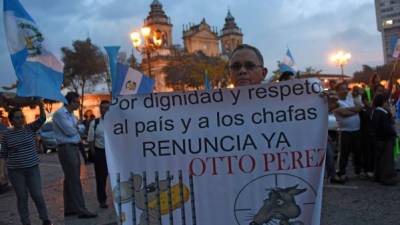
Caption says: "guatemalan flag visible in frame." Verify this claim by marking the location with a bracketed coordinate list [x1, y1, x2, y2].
[112, 63, 154, 97]
[279, 48, 298, 74]
[3, 0, 65, 102]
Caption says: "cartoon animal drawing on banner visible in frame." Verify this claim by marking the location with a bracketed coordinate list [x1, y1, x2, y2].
[113, 174, 190, 225]
[249, 185, 306, 225]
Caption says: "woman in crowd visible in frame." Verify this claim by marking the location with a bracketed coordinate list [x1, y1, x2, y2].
[0, 100, 52, 225]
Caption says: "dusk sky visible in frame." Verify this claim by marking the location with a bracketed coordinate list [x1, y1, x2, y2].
[0, 0, 383, 88]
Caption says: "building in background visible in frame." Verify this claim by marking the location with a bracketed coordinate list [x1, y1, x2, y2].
[144, 0, 173, 50]
[183, 18, 220, 57]
[375, 0, 400, 63]
[140, 1, 243, 91]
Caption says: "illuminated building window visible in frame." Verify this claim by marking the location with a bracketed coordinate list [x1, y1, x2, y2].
[385, 20, 393, 25]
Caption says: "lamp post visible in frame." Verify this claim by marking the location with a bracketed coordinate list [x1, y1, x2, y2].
[130, 27, 163, 79]
[330, 50, 352, 80]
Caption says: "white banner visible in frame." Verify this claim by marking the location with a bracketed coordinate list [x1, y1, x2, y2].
[104, 78, 328, 225]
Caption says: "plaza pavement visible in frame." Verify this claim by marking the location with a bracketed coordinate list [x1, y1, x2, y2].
[0, 153, 117, 225]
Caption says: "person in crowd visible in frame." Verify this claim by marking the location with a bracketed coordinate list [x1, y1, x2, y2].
[328, 80, 337, 91]
[0, 110, 10, 127]
[359, 93, 375, 179]
[88, 100, 111, 209]
[326, 91, 344, 184]
[332, 82, 362, 181]
[391, 83, 400, 104]
[0, 101, 52, 225]
[371, 94, 398, 185]
[0, 112, 10, 194]
[373, 83, 386, 98]
[82, 114, 90, 133]
[369, 73, 381, 92]
[82, 111, 95, 138]
[52, 92, 97, 219]
[278, 71, 294, 82]
[351, 85, 363, 107]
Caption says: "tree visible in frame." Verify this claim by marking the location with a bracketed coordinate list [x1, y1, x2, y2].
[303, 66, 322, 75]
[61, 38, 107, 118]
[163, 51, 228, 90]
[353, 63, 400, 84]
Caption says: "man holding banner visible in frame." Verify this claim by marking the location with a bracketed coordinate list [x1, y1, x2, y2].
[104, 42, 327, 225]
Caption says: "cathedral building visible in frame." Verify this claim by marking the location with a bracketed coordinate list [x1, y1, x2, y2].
[183, 18, 220, 57]
[140, 0, 243, 91]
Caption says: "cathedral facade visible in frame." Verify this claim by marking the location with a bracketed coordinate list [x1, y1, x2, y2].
[140, 0, 243, 91]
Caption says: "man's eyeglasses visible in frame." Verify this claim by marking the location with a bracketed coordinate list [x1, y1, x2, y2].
[229, 62, 263, 71]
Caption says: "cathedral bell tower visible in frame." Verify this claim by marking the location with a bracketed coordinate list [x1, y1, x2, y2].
[220, 10, 243, 56]
[144, 0, 173, 49]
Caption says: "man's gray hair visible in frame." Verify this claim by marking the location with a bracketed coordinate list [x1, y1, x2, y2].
[230, 44, 264, 66]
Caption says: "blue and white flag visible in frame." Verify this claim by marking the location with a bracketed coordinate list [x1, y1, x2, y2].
[112, 63, 154, 97]
[104, 46, 120, 84]
[279, 49, 297, 74]
[3, 0, 65, 102]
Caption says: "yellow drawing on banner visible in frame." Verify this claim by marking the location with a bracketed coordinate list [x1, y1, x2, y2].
[113, 174, 190, 225]
[147, 183, 189, 214]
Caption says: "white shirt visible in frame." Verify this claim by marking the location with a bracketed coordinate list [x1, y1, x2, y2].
[52, 107, 81, 144]
[334, 96, 360, 132]
[87, 118, 105, 149]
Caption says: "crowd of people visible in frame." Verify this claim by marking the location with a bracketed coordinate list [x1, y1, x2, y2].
[0, 44, 398, 224]
[325, 74, 399, 186]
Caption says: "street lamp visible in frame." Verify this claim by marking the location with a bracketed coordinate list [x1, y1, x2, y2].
[330, 50, 352, 80]
[130, 27, 163, 78]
